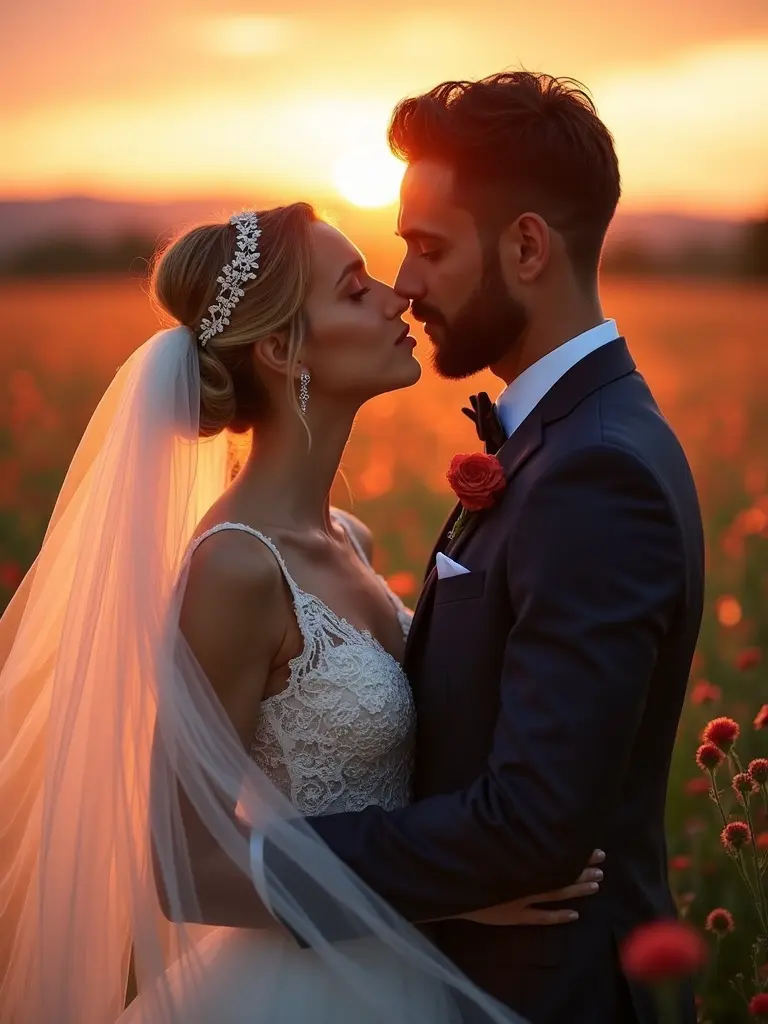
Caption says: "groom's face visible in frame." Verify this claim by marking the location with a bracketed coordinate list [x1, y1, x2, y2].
[394, 160, 528, 380]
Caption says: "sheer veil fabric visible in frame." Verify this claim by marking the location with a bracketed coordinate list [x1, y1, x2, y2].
[0, 326, 528, 1024]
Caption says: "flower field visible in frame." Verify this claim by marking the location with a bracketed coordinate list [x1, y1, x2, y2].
[0, 273, 766, 1020]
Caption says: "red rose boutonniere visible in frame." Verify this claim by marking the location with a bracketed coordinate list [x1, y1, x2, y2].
[446, 452, 506, 540]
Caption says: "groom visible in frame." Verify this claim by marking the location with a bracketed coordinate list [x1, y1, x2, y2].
[269, 72, 704, 1023]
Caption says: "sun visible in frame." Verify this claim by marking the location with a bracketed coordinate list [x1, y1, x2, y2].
[333, 145, 405, 208]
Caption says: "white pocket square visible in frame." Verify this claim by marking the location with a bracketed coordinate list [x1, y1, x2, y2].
[436, 552, 471, 579]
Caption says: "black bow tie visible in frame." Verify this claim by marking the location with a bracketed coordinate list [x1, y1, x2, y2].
[462, 392, 506, 455]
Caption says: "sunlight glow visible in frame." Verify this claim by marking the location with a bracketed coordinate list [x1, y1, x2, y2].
[1, 36, 765, 216]
[333, 146, 405, 208]
[196, 16, 293, 56]
[594, 40, 768, 211]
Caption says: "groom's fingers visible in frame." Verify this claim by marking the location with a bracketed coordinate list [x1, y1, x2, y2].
[588, 849, 605, 865]
[517, 907, 582, 925]
[575, 866, 604, 885]
[525, 879, 601, 905]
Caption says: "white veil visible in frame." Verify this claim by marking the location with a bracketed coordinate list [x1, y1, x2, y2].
[0, 324, 528, 1023]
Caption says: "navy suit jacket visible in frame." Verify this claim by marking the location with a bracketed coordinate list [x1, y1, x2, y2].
[266, 339, 704, 1023]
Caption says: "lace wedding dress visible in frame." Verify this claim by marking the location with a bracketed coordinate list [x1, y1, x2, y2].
[119, 516, 423, 1023]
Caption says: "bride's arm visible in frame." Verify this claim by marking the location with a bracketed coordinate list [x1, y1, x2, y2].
[152, 531, 291, 929]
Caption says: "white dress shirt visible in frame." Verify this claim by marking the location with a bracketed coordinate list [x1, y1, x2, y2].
[495, 319, 620, 439]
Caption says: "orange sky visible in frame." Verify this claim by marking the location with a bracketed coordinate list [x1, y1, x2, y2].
[1, 0, 767, 216]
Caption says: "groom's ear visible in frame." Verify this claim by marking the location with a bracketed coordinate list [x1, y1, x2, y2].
[499, 213, 550, 285]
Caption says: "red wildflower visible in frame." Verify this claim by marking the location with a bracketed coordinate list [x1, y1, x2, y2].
[621, 921, 707, 982]
[733, 773, 759, 799]
[705, 908, 735, 935]
[756, 832, 768, 851]
[755, 705, 768, 730]
[736, 647, 762, 671]
[686, 777, 711, 796]
[385, 571, 416, 598]
[749, 759, 768, 785]
[690, 681, 721, 705]
[716, 594, 742, 627]
[749, 992, 768, 1018]
[702, 717, 740, 753]
[669, 855, 692, 871]
[696, 743, 725, 772]
[721, 821, 752, 850]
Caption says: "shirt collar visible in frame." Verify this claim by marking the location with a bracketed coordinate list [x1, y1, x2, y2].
[496, 319, 620, 439]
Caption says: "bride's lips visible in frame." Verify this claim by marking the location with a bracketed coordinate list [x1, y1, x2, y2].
[394, 325, 416, 347]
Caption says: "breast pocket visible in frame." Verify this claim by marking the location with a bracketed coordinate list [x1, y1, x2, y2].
[433, 570, 486, 605]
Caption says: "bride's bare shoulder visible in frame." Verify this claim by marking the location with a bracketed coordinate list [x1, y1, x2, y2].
[179, 529, 292, 716]
[181, 527, 287, 637]
[190, 525, 282, 581]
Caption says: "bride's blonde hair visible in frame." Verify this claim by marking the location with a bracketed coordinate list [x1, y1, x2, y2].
[150, 202, 317, 438]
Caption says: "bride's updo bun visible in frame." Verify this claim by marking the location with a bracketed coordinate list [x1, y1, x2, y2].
[150, 203, 316, 438]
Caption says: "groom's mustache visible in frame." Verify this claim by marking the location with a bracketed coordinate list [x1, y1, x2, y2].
[410, 302, 447, 328]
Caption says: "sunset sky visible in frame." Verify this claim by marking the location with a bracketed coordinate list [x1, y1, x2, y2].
[2, 0, 767, 216]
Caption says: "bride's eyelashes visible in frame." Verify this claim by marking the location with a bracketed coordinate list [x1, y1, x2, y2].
[349, 286, 371, 302]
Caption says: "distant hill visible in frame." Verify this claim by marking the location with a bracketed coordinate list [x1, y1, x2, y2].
[0, 195, 262, 257]
[0, 194, 761, 278]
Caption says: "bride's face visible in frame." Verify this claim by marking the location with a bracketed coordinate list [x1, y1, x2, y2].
[302, 222, 421, 404]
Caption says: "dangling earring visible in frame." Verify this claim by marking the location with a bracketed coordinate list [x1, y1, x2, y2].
[299, 369, 311, 414]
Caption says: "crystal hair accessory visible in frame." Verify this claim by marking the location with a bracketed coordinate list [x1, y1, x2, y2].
[198, 211, 262, 347]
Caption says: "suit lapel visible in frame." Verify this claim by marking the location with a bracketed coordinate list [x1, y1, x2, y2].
[405, 416, 542, 663]
[445, 409, 544, 562]
[405, 338, 637, 666]
[404, 562, 438, 666]
[424, 505, 462, 581]
[404, 500, 462, 663]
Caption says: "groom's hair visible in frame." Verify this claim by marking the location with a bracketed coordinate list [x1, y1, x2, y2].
[388, 71, 620, 285]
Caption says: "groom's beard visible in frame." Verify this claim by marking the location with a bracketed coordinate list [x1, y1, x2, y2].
[415, 255, 529, 381]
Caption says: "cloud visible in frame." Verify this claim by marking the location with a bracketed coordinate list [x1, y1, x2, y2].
[592, 39, 768, 212]
[189, 16, 296, 57]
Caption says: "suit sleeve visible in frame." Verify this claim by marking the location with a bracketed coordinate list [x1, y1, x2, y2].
[266, 445, 685, 923]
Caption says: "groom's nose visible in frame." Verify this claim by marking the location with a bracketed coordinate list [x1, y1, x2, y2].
[393, 256, 426, 302]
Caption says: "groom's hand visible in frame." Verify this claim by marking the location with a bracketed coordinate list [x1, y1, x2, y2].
[459, 848, 605, 927]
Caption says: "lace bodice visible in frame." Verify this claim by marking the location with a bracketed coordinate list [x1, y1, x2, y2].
[185, 519, 415, 817]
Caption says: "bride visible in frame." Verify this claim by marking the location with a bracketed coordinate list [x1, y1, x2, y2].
[0, 206, 600, 1023]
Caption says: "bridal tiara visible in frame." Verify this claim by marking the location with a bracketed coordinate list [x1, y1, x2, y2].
[198, 211, 262, 347]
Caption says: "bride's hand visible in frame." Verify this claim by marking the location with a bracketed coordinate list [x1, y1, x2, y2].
[460, 849, 605, 926]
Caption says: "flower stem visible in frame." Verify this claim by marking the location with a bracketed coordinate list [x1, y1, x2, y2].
[736, 849, 764, 931]
[710, 773, 763, 914]
[708, 771, 729, 829]
[448, 508, 469, 541]
[654, 983, 680, 1024]
[741, 796, 768, 934]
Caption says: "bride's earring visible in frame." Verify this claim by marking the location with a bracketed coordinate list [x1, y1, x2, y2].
[299, 369, 311, 414]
